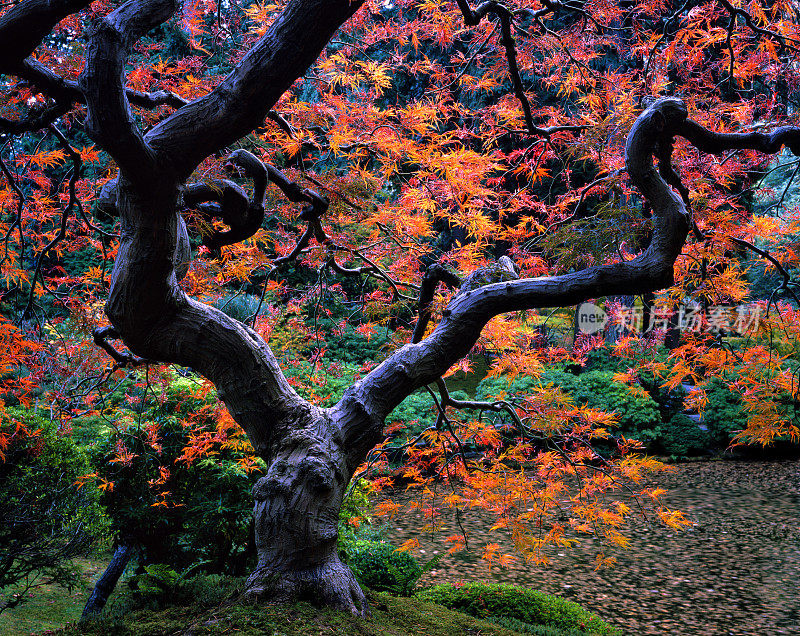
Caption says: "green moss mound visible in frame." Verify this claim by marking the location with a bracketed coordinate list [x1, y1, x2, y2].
[60, 591, 570, 636]
[416, 583, 615, 635]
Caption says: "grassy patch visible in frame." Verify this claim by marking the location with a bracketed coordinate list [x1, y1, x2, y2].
[0, 557, 106, 636]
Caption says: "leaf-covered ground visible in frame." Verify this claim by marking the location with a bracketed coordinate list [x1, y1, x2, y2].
[384, 460, 800, 635]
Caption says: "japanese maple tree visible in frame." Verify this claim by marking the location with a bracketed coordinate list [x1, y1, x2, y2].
[1, 0, 800, 615]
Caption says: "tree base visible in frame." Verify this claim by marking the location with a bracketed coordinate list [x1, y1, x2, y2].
[244, 558, 369, 616]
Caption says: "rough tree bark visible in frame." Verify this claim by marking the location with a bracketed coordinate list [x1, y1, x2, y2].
[3, 0, 800, 617]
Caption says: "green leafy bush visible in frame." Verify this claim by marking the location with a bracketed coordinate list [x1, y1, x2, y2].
[89, 374, 261, 575]
[109, 568, 244, 614]
[131, 563, 181, 601]
[474, 374, 542, 403]
[213, 293, 263, 323]
[320, 323, 389, 363]
[126, 562, 243, 607]
[702, 379, 748, 446]
[69, 413, 113, 446]
[384, 389, 472, 451]
[174, 573, 245, 608]
[337, 478, 436, 597]
[281, 358, 362, 406]
[476, 369, 661, 443]
[385, 392, 438, 444]
[338, 478, 381, 547]
[0, 409, 108, 612]
[583, 347, 627, 374]
[568, 371, 661, 440]
[659, 414, 711, 457]
[416, 583, 614, 635]
[345, 540, 425, 596]
[387, 392, 438, 431]
[489, 615, 596, 636]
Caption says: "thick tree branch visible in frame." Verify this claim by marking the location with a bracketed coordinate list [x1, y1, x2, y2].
[184, 149, 269, 252]
[679, 121, 800, 156]
[17, 57, 188, 109]
[412, 263, 462, 344]
[79, 0, 181, 185]
[337, 101, 800, 434]
[10, 58, 80, 102]
[126, 89, 188, 109]
[143, 0, 366, 179]
[0, 101, 72, 134]
[0, 58, 187, 134]
[92, 326, 149, 367]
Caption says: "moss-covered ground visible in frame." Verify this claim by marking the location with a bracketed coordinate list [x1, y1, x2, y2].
[0, 557, 106, 636]
[63, 592, 551, 636]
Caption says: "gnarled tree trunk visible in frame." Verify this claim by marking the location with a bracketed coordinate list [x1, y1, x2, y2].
[246, 406, 379, 613]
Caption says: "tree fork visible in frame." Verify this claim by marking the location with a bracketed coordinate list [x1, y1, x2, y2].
[98, 98, 693, 613]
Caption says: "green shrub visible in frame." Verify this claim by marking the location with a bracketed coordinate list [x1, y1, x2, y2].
[475, 374, 542, 403]
[69, 413, 113, 446]
[489, 615, 595, 636]
[90, 374, 261, 575]
[384, 389, 472, 451]
[385, 391, 439, 445]
[320, 323, 389, 363]
[387, 391, 438, 431]
[583, 347, 626, 374]
[213, 293, 263, 323]
[131, 563, 181, 603]
[346, 540, 424, 596]
[569, 371, 660, 437]
[0, 409, 108, 612]
[132, 565, 244, 608]
[108, 569, 244, 614]
[702, 379, 748, 446]
[175, 573, 245, 608]
[338, 478, 380, 547]
[338, 480, 440, 597]
[281, 359, 362, 406]
[659, 413, 711, 457]
[476, 369, 661, 444]
[416, 583, 614, 635]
